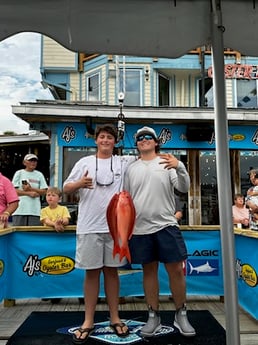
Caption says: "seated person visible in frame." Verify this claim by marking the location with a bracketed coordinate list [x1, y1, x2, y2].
[232, 193, 249, 228]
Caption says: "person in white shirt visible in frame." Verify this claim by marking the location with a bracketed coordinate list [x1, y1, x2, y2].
[63, 124, 135, 344]
[12, 153, 48, 226]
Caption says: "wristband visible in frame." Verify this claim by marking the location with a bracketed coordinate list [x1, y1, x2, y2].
[3, 211, 10, 216]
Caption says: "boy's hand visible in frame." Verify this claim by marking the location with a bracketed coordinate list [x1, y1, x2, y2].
[22, 182, 31, 191]
[80, 171, 94, 189]
[54, 220, 65, 232]
[27, 191, 40, 198]
[158, 153, 179, 170]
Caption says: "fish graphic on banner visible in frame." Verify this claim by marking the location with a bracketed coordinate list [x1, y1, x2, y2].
[187, 259, 218, 276]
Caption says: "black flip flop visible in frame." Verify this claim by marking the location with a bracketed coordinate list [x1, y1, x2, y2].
[72, 326, 95, 344]
[110, 322, 129, 337]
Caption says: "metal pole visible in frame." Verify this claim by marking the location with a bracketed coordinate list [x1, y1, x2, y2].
[211, 1, 240, 344]
[200, 46, 206, 107]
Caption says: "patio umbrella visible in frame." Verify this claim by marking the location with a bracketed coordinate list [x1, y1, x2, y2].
[1, 1, 258, 344]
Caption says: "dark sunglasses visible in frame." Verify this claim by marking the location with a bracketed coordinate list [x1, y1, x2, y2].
[28, 159, 38, 162]
[136, 134, 154, 142]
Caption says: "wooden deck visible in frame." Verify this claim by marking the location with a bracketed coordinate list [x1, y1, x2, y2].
[0, 295, 257, 345]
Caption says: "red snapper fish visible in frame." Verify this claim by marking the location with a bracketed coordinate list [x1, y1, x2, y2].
[106, 190, 136, 263]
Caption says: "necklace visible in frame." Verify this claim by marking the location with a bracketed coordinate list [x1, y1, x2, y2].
[95, 155, 114, 187]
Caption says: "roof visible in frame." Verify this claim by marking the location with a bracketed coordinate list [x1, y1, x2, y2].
[0, 132, 49, 145]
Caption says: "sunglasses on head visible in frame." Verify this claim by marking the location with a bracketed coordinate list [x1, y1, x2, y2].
[136, 134, 154, 142]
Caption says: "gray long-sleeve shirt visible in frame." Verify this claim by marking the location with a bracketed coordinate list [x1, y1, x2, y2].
[124, 157, 190, 235]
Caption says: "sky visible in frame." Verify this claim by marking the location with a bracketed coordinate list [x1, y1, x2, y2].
[0, 32, 52, 134]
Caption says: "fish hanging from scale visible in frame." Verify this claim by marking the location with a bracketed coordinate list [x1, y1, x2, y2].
[106, 190, 136, 263]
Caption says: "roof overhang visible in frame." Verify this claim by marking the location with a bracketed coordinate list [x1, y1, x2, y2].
[0, 132, 49, 145]
[12, 101, 258, 126]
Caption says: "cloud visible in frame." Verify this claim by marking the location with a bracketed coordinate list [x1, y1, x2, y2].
[0, 32, 52, 134]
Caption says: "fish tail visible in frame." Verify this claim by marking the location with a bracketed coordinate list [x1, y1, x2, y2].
[113, 244, 120, 259]
[119, 246, 131, 263]
[188, 262, 193, 274]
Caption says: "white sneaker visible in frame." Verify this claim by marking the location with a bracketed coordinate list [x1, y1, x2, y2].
[140, 306, 162, 337]
[174, 304, 196, 337]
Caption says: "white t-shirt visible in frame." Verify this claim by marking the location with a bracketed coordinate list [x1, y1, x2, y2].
[63, 155, 136, 234]
[248, 185, 258, 206]
[12, 169, 48, 216]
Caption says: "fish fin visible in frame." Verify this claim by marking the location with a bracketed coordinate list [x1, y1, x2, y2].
[113, 243, 121, 259]
[119, 246, 131, 263]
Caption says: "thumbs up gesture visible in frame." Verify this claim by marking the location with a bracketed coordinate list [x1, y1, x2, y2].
[81, 170, 94, 189]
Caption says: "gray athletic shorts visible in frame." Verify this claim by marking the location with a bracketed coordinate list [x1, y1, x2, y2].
[75, 233, 127, 270]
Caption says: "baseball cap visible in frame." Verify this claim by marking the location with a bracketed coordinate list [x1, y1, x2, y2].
[135, 126, 158, 140]
[24, 153, 38, 161]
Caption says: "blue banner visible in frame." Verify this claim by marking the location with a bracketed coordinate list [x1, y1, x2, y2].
[0, 234, 8, 301]
[184, 230, 223, 295]
[0, 229, 223, 300]
[6, 231, 84, 299]
[235, 234, 258, 320]
[57, 123, 258, 150]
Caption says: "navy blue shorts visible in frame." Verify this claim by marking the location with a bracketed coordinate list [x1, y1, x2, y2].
[129, 225, 187, 264]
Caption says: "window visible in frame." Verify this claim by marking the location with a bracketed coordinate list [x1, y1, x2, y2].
[199, 78, 258, 108]
[158, 74, 170, 106]
[240, 151, 258, 195]
[63, 147, 96, 181]
[200, 151, 219, 225]
[200, 150, 258, 225]
[236, 80, 257, 108]
[199, 77, 213, 107]
[161, 149, 189, 224]
[86, 73, 100, 101]
[119, 69, 141, 106]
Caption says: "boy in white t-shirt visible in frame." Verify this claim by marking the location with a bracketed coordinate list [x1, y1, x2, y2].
[63, 124, 135, 342]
